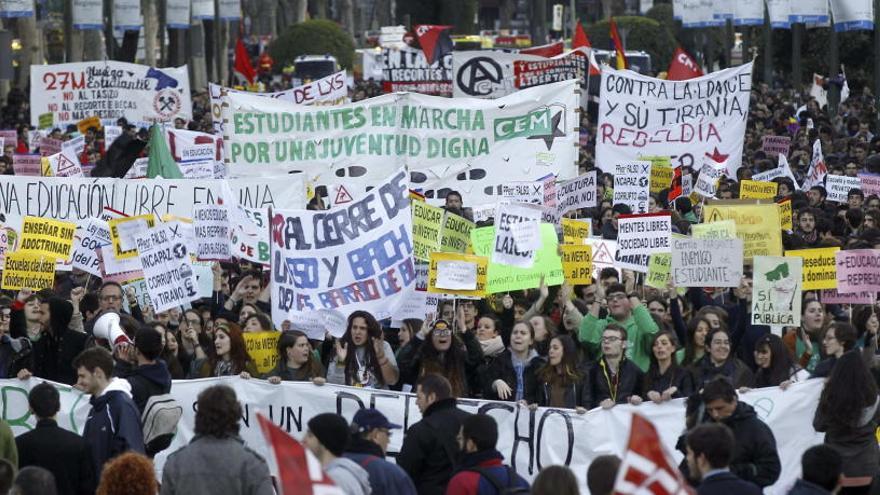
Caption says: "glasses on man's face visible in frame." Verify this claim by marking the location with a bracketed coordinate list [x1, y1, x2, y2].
[186, 319, 200, 327]
[433, 329, 452, 337]
[601, 336, 622, 343]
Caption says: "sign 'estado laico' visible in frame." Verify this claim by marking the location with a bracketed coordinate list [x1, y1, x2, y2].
[0, 176, 306, 228]
[270, 168, 416, 322]
[30, 61, 192, 128]
[0, 377, 825, 495]
[221, 79, 579, 206]
[596, 63, 752, 173]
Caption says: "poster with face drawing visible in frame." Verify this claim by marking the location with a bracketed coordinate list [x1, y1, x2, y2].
[752, 256, 802, 326]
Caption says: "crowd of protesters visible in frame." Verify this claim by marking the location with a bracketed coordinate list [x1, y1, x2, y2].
[0, 65, 875, 495]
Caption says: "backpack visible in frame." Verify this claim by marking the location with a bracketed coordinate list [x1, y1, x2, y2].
[141, 393, 183, 456]
[466, 466, 530, 495]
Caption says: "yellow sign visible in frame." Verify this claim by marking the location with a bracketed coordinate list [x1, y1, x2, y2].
[40, 157, 52, 177]
[560, 245, 592, 284]
[778, 198, 793, 231]
[647, 156, 673, 194]
[785, 247, 839, 290]
[109, 215, 156, 260]
[739, 180, 778, 199]
[692, 219, 737, 240]
[243, 331, 280, 375]
[76, 116, 102, 134]
[412, 200, 444, 261]
[19, 216, 76, 260]
[561, 218, 591, 245]
[2, 252, 55, 290]
[427, 252, 488, 297]
[703, 202, 782, 260]
[440, 211, 474, 254]
[646, 253, 671, 289]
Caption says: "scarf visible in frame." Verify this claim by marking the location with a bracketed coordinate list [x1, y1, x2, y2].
[480, 335, 505, 358]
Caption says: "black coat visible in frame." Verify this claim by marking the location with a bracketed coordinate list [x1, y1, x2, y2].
[523, 363, 589, 409]
[16, 419, 96, 495]
[586, 357, 644, 409]
[397, 398, 471, 495]
[642, 364, 696, 399]
[481, 350, 543, 401]
[679, 402, 781, 488]
[119, 361, 173, 413]
[696, 471, 761, 495]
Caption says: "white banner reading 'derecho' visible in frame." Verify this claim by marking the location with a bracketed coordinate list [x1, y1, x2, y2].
[597, 63, 752, 173]
[0, 377, 823, 495]
[30, 61, 192, 128]
[222, 79, 579, 205]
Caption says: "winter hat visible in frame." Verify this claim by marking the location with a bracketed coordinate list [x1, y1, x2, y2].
[307, 413, 350, 456]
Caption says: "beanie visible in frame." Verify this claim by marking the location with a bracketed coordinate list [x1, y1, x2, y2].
[307, 413, 350, 456]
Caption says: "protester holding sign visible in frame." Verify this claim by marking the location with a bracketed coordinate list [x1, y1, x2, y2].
[265, 331, 326, 385]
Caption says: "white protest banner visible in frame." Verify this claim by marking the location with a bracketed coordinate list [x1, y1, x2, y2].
[167, 128, 223, 166]
[179, 160, 215, 179]
[585, 237, 618, 279]
[435, 260, 478, 290]
[47, 148, 83, 177]
[38, 136, 61, 156]
[71, 218, 111, 276]
[501, 181, 544, 204]
[30, 61, 192, 128]
[735, 0, 765, 25]
[0, 176, 305, 228]
[113, 0, 141, 31]
[616, 212, 671, 258]
[597, 63, 752, 173]
[72, 0, 101, 29]
[270, 168, 415, 322]
[452, 48, 589, 99]
[229, 205, 271, 265]
[790, 0, 830, 23]
[671, 237, 744, 287]
[165, 0, 190, 28]
[12, 154, 40, 176]
[99, 244, 143, 277]
[192, 0, 214, 19]
[492, 204, 542, 268]
[835, 249, 880, 293]
[124, 157, 149, 179]
[193, 205, 231, 261]
[135, 223, 199, 312]
[471, 203, 500, 224]
[217, 0, 241, 20]
[62, 134, 86, 155]
[752, 154, 799, 190]
[859, 172, 880, 197]
[103, 125, 122, 148]
[0, 0, 33, 17]
[766, 0, 792, 28]
[556, 171, 597, 215]
[209, 72, 348, 133]
[830, 0, 874, 31]
[824, 175, 861, 203]
[222, 79, 579, 206]
[612, 161, 650, 213]
[381, 46, 452, 96]
[752, 256, 803, 326]
[694, 160, 723, 198]
[0, 376, 823, 495]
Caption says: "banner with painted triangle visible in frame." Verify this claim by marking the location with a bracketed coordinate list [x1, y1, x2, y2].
[331, 184, 354, 207]
[48, 147, 83, 177]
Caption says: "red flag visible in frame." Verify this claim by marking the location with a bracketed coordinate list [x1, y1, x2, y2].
[520, 41, 564, 57]
[233, 38, 257, 85]
[667, 47, 703, 81]
[573, 21, 591, 48]
[414, 25, 453, 64]
[613, 414, 694, 495]
[668, 166, 683, 201]
[256, 413, 345, 495]
[609, 18, 627, 70]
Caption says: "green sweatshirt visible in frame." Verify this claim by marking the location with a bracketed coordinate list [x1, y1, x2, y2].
[578, 305, 660, 372]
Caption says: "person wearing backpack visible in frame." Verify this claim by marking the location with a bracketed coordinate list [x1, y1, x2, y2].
[344, 408, 417, 495]
[445, 414, 529, 495]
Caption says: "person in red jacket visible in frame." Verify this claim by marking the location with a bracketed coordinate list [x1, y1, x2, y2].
[445, 414, 529, 495]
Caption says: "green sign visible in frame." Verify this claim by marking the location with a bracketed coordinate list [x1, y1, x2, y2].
[470, 223, 564, 293]
[38, 112, 53, 130]
[493, 108, 551, 141]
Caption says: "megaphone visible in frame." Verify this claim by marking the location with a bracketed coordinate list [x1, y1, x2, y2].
[92, 312, 131, 350]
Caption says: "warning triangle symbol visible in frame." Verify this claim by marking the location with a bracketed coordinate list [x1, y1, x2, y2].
[334, 185, 354, 205]
[55, 154, 78, 175]
[707, 209, 723, 223]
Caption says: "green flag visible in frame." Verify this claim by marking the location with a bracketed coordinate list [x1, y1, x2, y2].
[146, 124, 184, 179]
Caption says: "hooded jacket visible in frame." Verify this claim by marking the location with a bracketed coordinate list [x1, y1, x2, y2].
[445, 449, 529, 495]
[397, 398, 471, 495]
[19, 297, 86, 385]
[120, 360, 173, 413]
[83, 378, 145, 480]
[325, 456, 372, 495]
[344, 436, 416, 495]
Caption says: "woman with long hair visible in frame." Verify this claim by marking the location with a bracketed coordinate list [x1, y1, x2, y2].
[812, 322, 859, 378]
[397, 318, 482, 397]
[784, 298, 827, 373]
[242, 312, 273, 332]
[676, 316, 711, 367]
[528, 315, 557, 357]
[326, 310, 399, 389]
[483, 321, 544, 402]
[692, 328, 753, 388]
[266, 330, 326, 385]
[190, 323, 258, 378]
[153, 323, 186, 379]
[643, 331, 695, 403]
[522, 334, 588, 412]
[814, 350, 880, 494]
[473, 313, 506, 396]
[748, 333, 808, 389]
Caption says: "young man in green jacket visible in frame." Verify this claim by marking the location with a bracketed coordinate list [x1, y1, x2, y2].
[579, 282, 659, 371]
